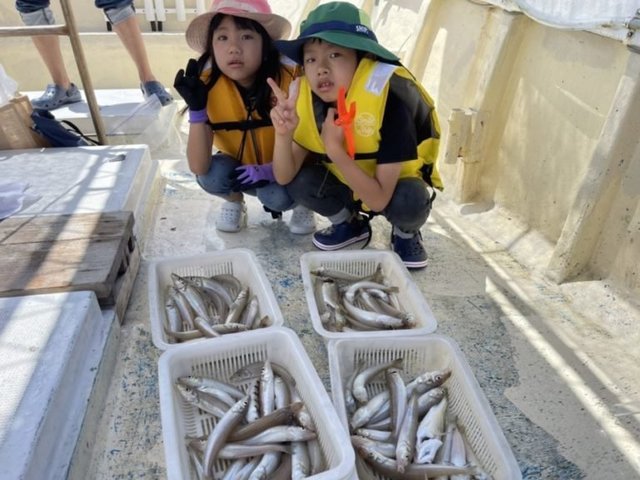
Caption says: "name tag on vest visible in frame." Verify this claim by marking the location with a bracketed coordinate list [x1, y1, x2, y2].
[365, 62, 397, 95]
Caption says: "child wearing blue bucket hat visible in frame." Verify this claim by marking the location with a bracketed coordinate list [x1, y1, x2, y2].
[267, 1, 442, 269]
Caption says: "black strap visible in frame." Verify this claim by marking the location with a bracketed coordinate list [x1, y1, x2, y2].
[207, 118, 272, 132]
[60, 119, 101, 145]
[320, 151, 378, 162]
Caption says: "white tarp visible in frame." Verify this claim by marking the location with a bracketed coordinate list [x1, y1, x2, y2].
[483, 0, 640, 40]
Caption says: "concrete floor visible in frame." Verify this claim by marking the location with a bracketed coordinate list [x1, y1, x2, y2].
[83, 115, 640, 480]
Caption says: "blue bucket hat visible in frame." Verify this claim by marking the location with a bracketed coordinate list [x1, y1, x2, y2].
[275, 2, 399, 64]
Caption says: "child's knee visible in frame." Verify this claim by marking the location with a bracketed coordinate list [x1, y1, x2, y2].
[102, 2, 135, 26]
[19, 6, 55, 26]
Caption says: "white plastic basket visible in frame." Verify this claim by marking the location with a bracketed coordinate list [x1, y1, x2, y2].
[328, 334, 522, 480]
[148, 248, 284, 350]
[158, 327, 356, 480]
[300, 249, 438, 342]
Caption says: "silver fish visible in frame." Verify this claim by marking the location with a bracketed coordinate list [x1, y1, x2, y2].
[202, 395, 249, 479]
[165, 327, 202, 342]
[225, 286, 250, 324]
[342, 298, 406, 329]
[351, 389, 391, 430]
[218, 442, 289, 459]
[240, 295, 259, 327]
[240, 425, 317, 445]
[306, 438, 324, 475]
[351, 435, 397, 458]
[212, 273, 243, 299]
[164, 295, 182, 336]
[274, 375, 290, 409]
[221, 458, 248, 480]
[167, 286, 195, 330]
[356, 439, 481, 479]
[236, 457, 261, 480]
[291, 389, 315, 432]
[352, 357, 403, 404]
[249, 451, 281, 479]
[230, 361, 297, 389]
[175, 384, 227, 418]
[260, 359, 275, 416]
[355, 428, 393, 442]
[193, 316, 221, 338]
[415, 438, 443, 464]
[343, 280, 399, 304]
[386, 366, 407, 440]
[416, 396, 448, 442]
[178, 376, 244, 399]
[345, 360, 364, 415]
[396, 393, 420, 473]
[291, 440, 311, 479]
[228, 403, 302, 442]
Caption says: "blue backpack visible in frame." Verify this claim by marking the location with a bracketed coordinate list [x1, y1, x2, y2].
[31, 109, 100, 147]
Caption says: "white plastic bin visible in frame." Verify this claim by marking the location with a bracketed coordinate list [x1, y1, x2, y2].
[148, 248, 284, 350]
[300, 249, 437, 342]
[327, 334, 522, 480]
[158, 327, 356, 480]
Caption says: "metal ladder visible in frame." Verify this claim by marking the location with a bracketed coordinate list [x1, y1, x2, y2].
[0, 0, 107, 144]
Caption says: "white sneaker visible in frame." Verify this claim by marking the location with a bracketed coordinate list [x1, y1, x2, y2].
[288, 205, 316, 234]
[215, 201, 247, 232]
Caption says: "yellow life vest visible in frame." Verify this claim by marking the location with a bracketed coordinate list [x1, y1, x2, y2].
[294, 57, 442, 191]
[203, 66, 293, 165]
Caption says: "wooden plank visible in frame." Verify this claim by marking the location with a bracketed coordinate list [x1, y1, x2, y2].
[112, 237, 140, 322]
[0, 212, 133, 301]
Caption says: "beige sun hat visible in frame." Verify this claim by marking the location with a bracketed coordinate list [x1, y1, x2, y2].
[185, 0, 292, 53]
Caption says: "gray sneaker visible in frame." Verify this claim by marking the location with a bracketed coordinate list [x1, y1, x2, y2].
[31, 83, 82, 110]
[141, 80, 173, 106]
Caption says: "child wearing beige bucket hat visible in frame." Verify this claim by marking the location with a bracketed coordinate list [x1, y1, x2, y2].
[173, 0, 316, 235]
[268, 1, 443, 269]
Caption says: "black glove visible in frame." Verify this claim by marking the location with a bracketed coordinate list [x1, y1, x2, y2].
[173, 59, 209, 111]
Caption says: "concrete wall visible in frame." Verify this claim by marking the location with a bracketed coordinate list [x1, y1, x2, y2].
[1, 0, 638, 295]
[403, 0, 639, 295]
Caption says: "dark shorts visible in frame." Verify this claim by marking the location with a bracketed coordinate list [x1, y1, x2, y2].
[16, 0, 132, 15]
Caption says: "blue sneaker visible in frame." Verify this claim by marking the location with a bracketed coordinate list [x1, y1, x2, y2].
[312, 215, 370, 250]
[392, 231, 428, 269]
[31, 83, 82, 110]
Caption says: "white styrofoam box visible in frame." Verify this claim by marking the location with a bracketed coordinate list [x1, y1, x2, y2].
[148, 248, 284, 350]
[300, 249, 438, 342]
[32, 89, 164, 136]
[158, 327, 356, 480]
[1, 145, 159, 248]
[327, 334, 522, 480]
[0, 291, 117, 480]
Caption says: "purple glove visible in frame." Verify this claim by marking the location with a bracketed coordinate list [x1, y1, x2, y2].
[230, 163, 275, 191]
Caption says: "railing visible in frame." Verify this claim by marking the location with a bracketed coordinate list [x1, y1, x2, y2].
[110, 0, 208, 31]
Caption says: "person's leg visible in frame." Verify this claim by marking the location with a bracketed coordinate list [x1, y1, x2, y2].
[383, 177, 432, 269]
[383, 178, 431, 233]
[286, 164, 355, 219]
[196, 153, 241, 200]
[16, 0, 81, 109]
[196, 154, 246, 232]
[255, 183, 316, 233]
[256, 184, 294, 214]
[98, 0, 173, 105]
[287, 165, 370, 248]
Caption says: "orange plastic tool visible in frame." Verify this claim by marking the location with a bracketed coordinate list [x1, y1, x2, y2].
[334, 86, 356, 159]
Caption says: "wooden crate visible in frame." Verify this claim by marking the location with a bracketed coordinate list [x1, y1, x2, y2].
[0, 211, 138, 321]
